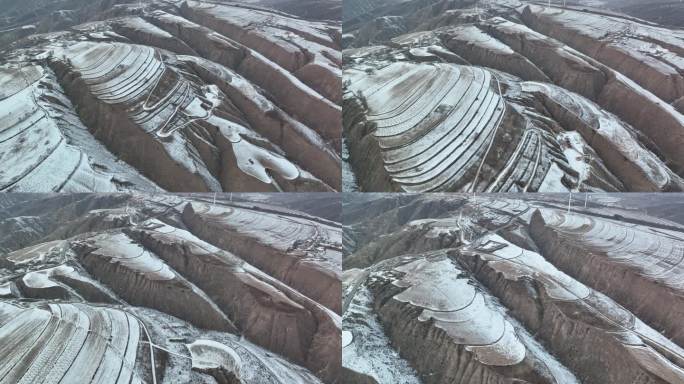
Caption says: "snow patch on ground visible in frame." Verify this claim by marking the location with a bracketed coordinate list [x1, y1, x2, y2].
[343, 286, 423, 384]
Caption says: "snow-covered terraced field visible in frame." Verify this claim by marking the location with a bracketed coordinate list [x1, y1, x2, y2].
[182, 200, 343, 313]
[531, 207, 684, 347]
[0, 193, 341, 383]
[342, 193, 684, 384]
[0, 0, 342, 192]
[343, 0, 684, 192]
[0, 302, 142, 384]
[353, 63, 505, 192]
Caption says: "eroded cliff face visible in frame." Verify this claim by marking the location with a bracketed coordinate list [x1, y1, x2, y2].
[343, 193, 684, 384]
[0, 0, 342, 192]
[0, 193, 342, 384]
[343, 0, 684, 193]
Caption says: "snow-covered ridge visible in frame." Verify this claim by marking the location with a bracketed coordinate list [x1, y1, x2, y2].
[343, 193, 684, 383]
[0, 193, 341, 384]
[0, 0, 342, 192]
[343, 0, 684, 192]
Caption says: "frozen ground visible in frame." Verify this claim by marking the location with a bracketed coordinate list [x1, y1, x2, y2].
[343, 0, 684, 193]
[0, 193, 342, 384]
[342, 193, 684, 383]
[0, 0, 342, 192]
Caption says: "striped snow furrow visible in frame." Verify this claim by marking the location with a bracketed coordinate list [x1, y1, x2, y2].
[59, 305, 112, 383]
[64, 42, 197, 136]
[13, 304, 82, 384]
[381, 68, 490, 165]
[99, 60, 166, 107]
[0, 60, 160, 192]
[94, 54, 162, 105]
[366, 66, 453, 119]
[367, 67, 450, 127]
[373, 68, 464, 138]
[88, 46, 154, 93]
[0, 89, 150, 192]
[391, 95, 504, 191]
[118, 314, 140, 384]
[543, 211, 684, 284]
[0, 307, 54, 383]
[31, 304, 90, 384]
[195, 203, 320, 248]
[95, 63, 164, 106]
[0, 84, 97, 192]
[387, 90, 501, 176]
[351, 62, 505, 192]
[75, 44, 135, 81]
[0, 304, 139, 384]
[90, 312, 134, 383]
[397, 112, 503, 192]
[66, 42, 176, 111]
[375, 69, 476, 149]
